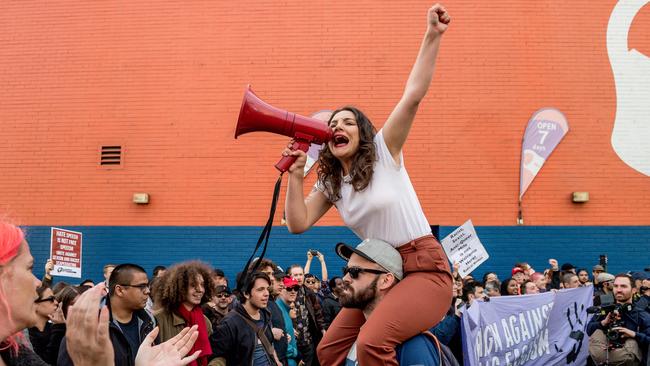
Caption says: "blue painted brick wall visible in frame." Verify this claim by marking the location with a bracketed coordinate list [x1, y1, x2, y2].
[24, 225, 650, 285]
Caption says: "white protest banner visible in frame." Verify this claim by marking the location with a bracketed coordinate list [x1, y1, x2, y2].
[50, 227, 83, 278]
[462, 286, 593, 366]
[441, 219, 489, 278]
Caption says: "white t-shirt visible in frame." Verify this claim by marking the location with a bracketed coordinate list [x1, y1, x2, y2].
[345, 342, 359, 366]
[316, 129, 431, 247]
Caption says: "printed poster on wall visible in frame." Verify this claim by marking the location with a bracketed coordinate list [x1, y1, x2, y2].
[50, 227, 83, 278]
[441, 219, 489, 278]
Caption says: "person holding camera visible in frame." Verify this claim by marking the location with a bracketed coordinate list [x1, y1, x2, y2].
[587, 274, 650, 365]
[304, 250, 329, 299]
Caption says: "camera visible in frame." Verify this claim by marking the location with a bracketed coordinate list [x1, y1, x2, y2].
[587, 299, 634, 348]
[308, 249, 320, 257]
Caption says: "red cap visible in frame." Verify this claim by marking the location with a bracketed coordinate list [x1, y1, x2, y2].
[512, 267, 525, 276]
[283, 277, 299, 288]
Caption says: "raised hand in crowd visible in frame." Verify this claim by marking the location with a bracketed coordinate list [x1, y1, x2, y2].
[42, 258, 55, 286]
[317, 252, 328, 281]
[135, 326, 202, 366]
[304, 249, 329, 281]
[45, 258, 54, 274]
[64, 283, 113, 366]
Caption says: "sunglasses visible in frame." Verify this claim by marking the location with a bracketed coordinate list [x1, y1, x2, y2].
[216, 293, 230, 299]
[35, 295, 56, 304]
[118, 283, 150, 291]
[286, 286, 300, 292]
[342, 266, 388, 279]
[305, 280, 317, 284]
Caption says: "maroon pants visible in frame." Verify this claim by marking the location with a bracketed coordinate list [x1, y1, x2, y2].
[316, 235, 453, 366]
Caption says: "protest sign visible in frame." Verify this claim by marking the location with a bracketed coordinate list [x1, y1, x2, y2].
[50, 227, 83, 278]
[462, 286, 593, 366]
[441, 220, 489, 278]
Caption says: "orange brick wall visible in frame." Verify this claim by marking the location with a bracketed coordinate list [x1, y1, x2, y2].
[1, 1, 649, 227]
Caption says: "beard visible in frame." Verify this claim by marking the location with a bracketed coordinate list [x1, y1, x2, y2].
[339, 276, 379, 309]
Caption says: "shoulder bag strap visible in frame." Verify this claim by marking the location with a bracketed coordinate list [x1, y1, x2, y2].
[422, 330, 443, 366]
[234, 312, 275, 360]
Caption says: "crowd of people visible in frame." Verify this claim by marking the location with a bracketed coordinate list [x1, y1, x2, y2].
[2, 219, 649, 366]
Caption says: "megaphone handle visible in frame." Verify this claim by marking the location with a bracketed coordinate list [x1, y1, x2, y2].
[275, 139, 311, 172]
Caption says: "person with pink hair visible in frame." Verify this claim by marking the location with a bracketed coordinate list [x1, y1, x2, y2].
[530, 272, 548, 293]
[0, 222, 43, 365]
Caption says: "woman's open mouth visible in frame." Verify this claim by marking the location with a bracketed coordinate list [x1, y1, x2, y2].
[333, 134, 349, 148]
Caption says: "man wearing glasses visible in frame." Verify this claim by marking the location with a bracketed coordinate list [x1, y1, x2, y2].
[335, 239, 441, 366]
[58, 263, 155, 366]
[202, 285, 232, 330]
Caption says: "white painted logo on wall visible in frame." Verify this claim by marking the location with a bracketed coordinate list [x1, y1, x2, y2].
[608, 0, 650, 176]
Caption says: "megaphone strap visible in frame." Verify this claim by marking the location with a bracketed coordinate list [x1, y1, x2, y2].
[237, 173, 283, 292]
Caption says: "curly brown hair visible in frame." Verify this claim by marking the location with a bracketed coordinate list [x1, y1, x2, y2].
[317, 106, 377, 202]
[151, 261, 215, 312]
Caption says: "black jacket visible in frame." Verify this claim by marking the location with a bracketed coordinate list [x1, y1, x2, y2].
[210, 302, 275, 366]
[28, 322, 52, 363]
[43, 323, 66, 365]
[57, 308, 156, 366]
[268, 298, 288, 363]
[321, 294, 341, 330]
[299, 286, 325, 345]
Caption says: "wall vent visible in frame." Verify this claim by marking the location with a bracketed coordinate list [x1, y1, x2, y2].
[100, 146, 122, 166]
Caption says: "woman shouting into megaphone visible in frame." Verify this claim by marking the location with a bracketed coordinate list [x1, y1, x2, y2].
[283, 4, 453, 366]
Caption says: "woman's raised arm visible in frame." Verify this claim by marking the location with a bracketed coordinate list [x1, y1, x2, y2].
[383, 4, 451, 160]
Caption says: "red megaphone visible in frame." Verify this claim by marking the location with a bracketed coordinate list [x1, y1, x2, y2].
[235, 86, 333, 172]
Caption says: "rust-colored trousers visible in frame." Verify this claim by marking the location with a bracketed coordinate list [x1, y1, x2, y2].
[316, 235, 453, 366]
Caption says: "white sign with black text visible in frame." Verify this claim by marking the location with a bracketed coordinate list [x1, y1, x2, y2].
[441, 219, 489, 278]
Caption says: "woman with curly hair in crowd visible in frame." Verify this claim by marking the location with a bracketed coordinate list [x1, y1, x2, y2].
[500, 277, 520, 296]
[151, 260, 215, 366]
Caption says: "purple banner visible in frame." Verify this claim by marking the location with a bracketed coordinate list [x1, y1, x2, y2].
[462, 286, 593, 366]
[519, 108, 569, 199]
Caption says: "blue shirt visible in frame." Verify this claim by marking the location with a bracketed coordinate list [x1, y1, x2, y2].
[345, 333, 440, 366]
[116, 316, 140, 362]
[252, 318, 271, 366]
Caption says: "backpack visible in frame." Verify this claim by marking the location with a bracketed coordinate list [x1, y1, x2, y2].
[422, 331, 461, 366]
